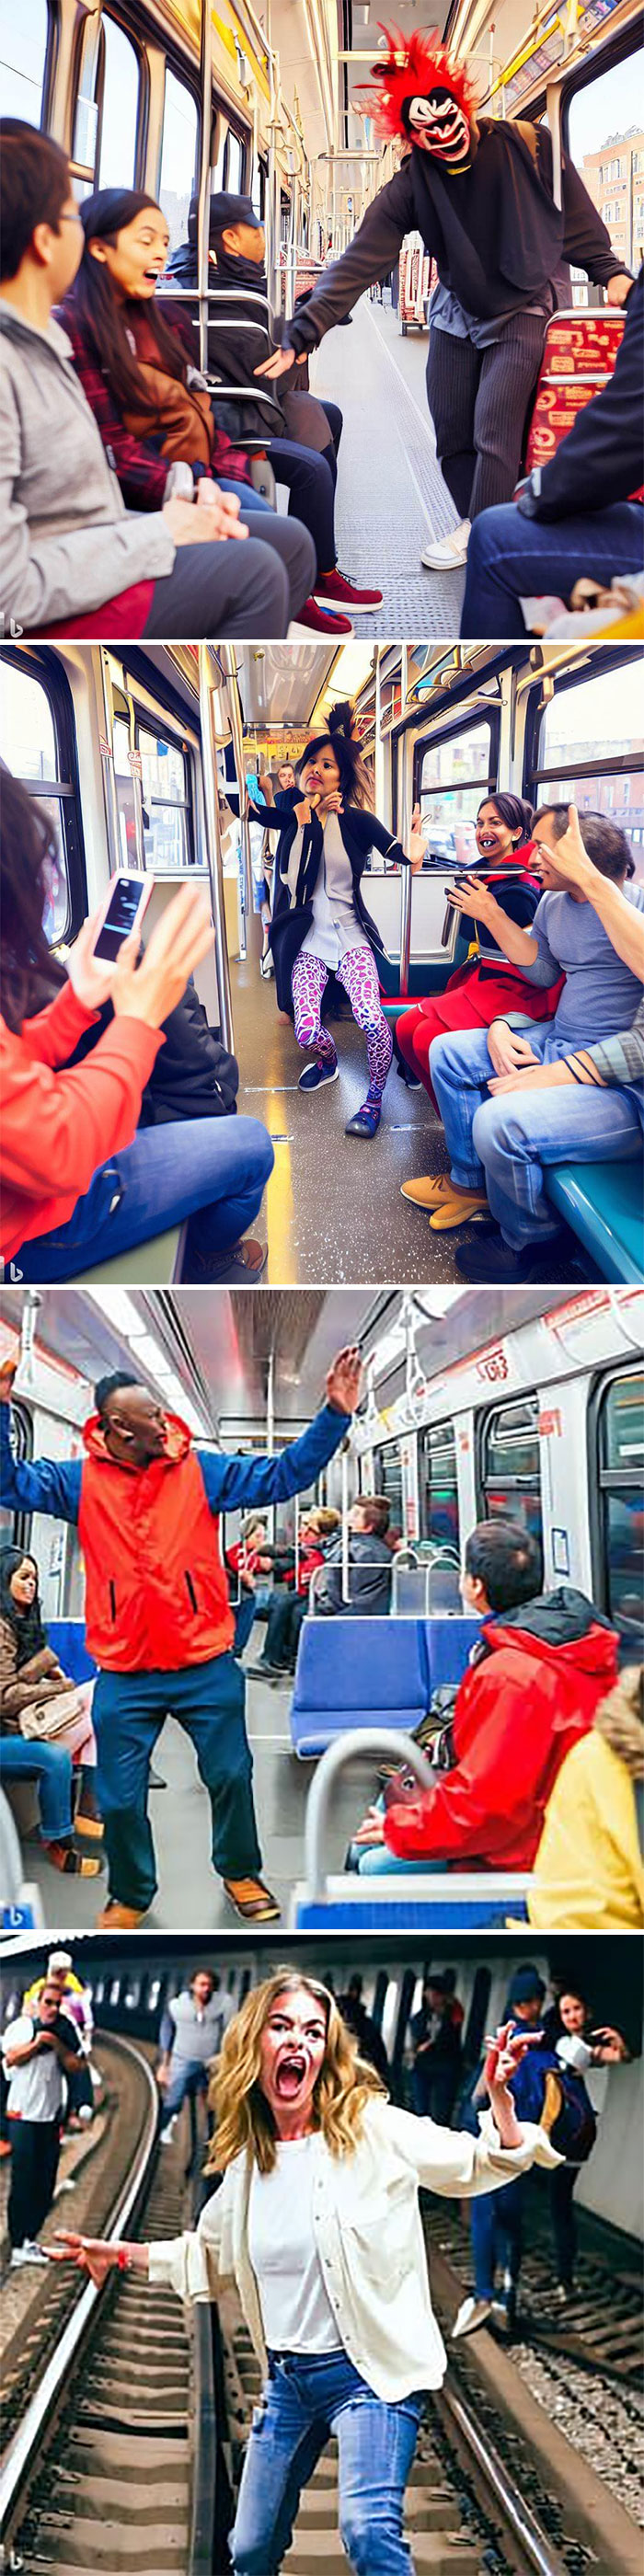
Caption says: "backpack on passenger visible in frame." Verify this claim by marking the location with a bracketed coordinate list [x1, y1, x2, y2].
[541, 2064, 597, 2165]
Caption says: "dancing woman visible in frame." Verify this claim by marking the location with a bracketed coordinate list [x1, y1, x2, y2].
[55, 1971, 558, 2574]
[247, 703, 424, 1137]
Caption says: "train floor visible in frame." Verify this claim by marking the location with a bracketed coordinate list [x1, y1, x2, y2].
[24, 1647, 365, 1932]
[230, 915, 587, 1287]
[299, 291, 467, 637]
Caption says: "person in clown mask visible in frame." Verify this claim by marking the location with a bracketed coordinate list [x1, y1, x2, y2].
[256, 26, 631, 575]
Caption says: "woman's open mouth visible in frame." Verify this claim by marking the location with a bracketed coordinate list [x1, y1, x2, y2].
[275, 2052, 307, 2098]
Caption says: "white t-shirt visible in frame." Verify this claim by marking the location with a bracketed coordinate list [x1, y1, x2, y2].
[2, 2012, 76, 2121]
[299, 812, 368, 971]
[247, 2134, 341, 2353]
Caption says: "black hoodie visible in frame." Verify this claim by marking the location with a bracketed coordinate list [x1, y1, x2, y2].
[167, 213, 292, 441]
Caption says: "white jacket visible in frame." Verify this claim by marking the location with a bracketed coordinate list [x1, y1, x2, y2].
[149, 2096, 559, 2400]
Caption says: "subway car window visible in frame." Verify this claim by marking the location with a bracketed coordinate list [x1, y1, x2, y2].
[415, 719, 495, 868]
[0, 0, 49, 122]
[224, 129, 245, 193]
[139, 730, 191, 869]
[97, 15, 140, 190]
[0, 661, 73, 942]
[479, 1397, 543, 1553]
[112, 717, 138, 868]
[373, 1441, 404, 1527]
[418, 1425, 459, 1556]
[528, 659, 644, 860]
[159, 69, 199, 258]
[0, 1400, 32, 1551]
[597, 1369, 644, 1639]
[567, 54, 643, 286]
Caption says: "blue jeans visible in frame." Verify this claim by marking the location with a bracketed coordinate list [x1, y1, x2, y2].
[0, 1734, 74, 1842]
[231, 2350, 423, 2576]
[430, 1024, 642, 1250]
[13, 1116, 274, 1283]
[461, 500, 644, 638]
[218, 479, 272, 512]
[160, 2055, 209, 2132]
[470, 2181, 524, 2300]
[92, 1654, 261, 1911]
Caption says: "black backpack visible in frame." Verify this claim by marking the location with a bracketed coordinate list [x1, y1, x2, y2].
[548, 2065, 597, 2164]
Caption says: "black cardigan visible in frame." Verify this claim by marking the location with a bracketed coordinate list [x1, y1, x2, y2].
[247, 791, 409, 1012]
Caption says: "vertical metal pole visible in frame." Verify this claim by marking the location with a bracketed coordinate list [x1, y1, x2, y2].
[398, 646, 412, 996]
[98, 650, 121, 877]
[221, 647, 253, 954]
[340, 1445, 350, 1605]
[198, 646, 235, 1053]
[198, 0, 213, 370]
[266, 1349, 276, 1547]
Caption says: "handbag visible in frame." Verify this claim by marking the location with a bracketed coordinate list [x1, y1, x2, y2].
[19, 1685, 84, 1744]
[122, 363, 214, 467]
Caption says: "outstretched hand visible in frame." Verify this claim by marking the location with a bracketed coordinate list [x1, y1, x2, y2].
[254, 346, 306, 379]
[52, 2229, 116, 2287]
[408, 803, 425, 871]
[482, 2020, 543, 2148]
[542, 805, 593, 891]
[327, 1345, 362, 1416]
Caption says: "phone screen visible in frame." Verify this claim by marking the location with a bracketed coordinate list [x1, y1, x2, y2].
[247, 773, 260, 801]
[94, 879, 145, 961]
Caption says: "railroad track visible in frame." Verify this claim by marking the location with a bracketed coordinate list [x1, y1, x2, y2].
[421, 2198, 643, 2390]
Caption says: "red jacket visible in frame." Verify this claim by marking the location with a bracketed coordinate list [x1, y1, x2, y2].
[1, 985, 161, 1262]
[385, 1593, 619, 1871]
[78, 1413, 234, 1672]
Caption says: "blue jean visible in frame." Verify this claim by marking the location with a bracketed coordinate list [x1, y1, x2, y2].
[231, 2350, 423, 2576]
[0, 1734, 74, 1841]
[218, 479, 272, 512]
[92, 1653, 261, 1911]
[160, 2055, 209, 2133]
[470, 2181, 524, 2300]
[13, 1116, 274, 1283]
[461, 500, 644, 638]
[430, 1024, 642, 1249]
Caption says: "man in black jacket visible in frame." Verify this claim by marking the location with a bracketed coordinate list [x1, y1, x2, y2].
[167, 192, 382, 629]
[257, 29, 631, 576]
[460, 270, 644, 637]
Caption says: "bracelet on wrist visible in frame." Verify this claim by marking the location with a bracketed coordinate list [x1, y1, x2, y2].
[116, 2244, 133, 2271]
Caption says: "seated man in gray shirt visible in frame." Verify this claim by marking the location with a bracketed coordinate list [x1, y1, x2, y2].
[417, 806, 644, 1281]
[157, 1970, 234, 2143]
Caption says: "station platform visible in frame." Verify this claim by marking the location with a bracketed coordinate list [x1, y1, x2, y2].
[306, 293, 466, 636]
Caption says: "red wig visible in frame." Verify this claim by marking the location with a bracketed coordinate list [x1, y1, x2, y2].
[357, 24, 479, 143]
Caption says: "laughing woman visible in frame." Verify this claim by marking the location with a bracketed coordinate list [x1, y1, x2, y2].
[247, 704, 425, 1137]
[55, 1972, 558, 2575]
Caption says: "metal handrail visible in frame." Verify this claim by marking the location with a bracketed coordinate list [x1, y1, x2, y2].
[304, 1730, 433, 1901]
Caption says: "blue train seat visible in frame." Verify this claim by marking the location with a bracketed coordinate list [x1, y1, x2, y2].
[423, 1616, 479, 1687]
[290, 1618, 429, 1758]
[293, 1872, 531, 1930]
[546, 1158, 644, 1286]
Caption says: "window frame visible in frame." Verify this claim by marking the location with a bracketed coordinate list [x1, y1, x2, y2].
[158, 58, 201, 248]
[523, 649, 644, 799]
[411, 706, 500, 819]
[94, 6, 146, 192]
[1, 647, 87, 942]
[560, 25, 642, 163]
[0, 1400, 32, 1557]
[476, 1391, 543, 1535]
[370, 1438, 404, 1520]
[224, 121, 250, 192]
[134, 713, 196, 870]
[588, 1362, 644, 1627]
[417, 1420, 459, 1552]
[1, 0, 53, 131]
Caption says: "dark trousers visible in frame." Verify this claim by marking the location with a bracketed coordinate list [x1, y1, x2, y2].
[266, 440, 337, 573]
[143, 516, 316, 639]
[550, 2164, 579, 2289]
[8, 2117, 60, 2248]
[92, 1654, 262, 1912]
[263, 1591, 306, 1669]
[426, 313, 546, 520]
[461, 500, 644, 637]
[410, 2064, 457, 2124]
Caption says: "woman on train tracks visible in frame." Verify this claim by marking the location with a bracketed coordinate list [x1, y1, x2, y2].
[248, 701, 425, 1137]
[54, 1971, 559, 2575]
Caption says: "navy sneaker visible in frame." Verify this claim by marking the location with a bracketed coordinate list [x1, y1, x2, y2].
[346, 1100, 382, 1138]
[298, 1061, 339, 1091]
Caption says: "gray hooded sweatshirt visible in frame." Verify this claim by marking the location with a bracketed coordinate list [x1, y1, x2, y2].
[0, 301, 175, 628]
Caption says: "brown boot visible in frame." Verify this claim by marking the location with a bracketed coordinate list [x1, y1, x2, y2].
[75, 1767, 105, 1841]
[96, 1898, 147, 1930]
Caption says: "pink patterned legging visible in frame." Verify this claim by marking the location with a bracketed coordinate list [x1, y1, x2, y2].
[291, 946, 394, 1100]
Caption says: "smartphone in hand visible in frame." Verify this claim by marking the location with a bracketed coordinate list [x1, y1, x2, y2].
[92, 873, 153, 962]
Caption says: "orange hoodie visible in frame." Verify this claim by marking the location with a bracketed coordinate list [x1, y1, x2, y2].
[1, 984, 161, 1261]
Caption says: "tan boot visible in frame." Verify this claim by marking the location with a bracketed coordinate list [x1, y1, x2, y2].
[429, 1188, 489, 1231]
[96, 1899, 147, 1930]
[401, 1174, 454, 1209]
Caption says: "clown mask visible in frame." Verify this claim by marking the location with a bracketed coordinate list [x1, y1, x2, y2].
[405, 87, 472, 164]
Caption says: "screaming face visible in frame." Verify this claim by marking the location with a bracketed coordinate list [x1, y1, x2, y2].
[406, 86, 471, 163]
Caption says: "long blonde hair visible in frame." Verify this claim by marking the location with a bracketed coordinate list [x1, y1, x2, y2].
[206, 1972, 385, 2175]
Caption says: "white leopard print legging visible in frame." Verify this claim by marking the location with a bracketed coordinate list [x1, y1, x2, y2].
[292, 945, 394, 1101]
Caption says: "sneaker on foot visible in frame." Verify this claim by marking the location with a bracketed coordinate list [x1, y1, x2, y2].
[11, 2240, 50, 2267]
[224, 1876, 282, 1923]
[298, 1061, 339, 1091]
[452, 2295, 492, 2340]
[420, 518, 470, 570]
[314, 567, 383, 612]
[297, 596, 353, 636]
[160, 2120, 178, 2146]
[345, 1101, 381, 1137]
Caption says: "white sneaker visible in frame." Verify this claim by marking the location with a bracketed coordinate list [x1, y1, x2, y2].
[11, 2240, 50, 2267]
[451, 2294, 492, 2340]
[420, 519, 471, 570]
[160, 2120, 177, 2145]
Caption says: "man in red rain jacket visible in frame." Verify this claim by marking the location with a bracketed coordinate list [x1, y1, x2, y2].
[0, 1346, 361, 1929]
[354, 1518, 619, 1875]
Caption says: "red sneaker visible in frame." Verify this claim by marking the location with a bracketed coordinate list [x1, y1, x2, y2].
[297, 596, 353, 635]
[314, 568, 384, 612]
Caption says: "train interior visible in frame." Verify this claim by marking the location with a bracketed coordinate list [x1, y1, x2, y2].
[6, 0, 644, 635]
[1, 1280, 642, 1933]
[2, 636, 643, 1291]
